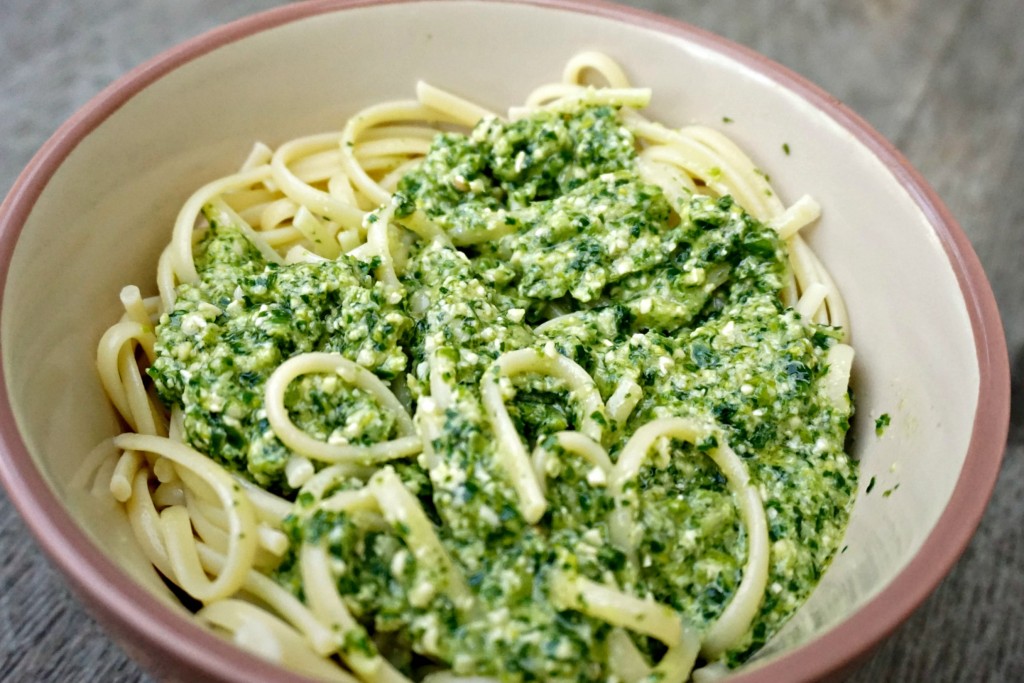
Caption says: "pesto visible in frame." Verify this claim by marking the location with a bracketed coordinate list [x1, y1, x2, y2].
[149, 214, 410, 490]
[875, 412, 891, 436]
[151, 103, 857, 680]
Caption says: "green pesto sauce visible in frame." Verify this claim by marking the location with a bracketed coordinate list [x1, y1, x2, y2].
[152, 104, 856, 679]
[875, 412, 891, 436]
[149, 215, 410, 490]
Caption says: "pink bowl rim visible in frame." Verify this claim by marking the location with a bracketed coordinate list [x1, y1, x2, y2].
[0, 1, 1010, 681]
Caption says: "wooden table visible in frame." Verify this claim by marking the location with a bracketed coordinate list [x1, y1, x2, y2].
[1, 1, 1020, 681]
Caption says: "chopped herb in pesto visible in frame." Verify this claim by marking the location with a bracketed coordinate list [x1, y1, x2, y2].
[875, 412, 891, 436]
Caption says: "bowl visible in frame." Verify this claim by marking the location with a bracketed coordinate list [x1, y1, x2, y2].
[0, 0, 1009, 681]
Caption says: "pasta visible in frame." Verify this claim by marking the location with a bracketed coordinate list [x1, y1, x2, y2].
[90, 53, 857, 681]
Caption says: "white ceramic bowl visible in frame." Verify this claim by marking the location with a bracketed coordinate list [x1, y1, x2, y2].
[0, 1, 1009, 681]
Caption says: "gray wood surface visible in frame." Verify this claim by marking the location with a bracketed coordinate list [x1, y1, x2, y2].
[1, 0, 1021, 681]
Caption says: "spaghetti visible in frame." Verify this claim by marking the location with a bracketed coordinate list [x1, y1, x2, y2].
[90, 53, 857, 681]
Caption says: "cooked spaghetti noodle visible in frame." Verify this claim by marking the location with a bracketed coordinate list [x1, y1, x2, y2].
[89, 53, 857, 681]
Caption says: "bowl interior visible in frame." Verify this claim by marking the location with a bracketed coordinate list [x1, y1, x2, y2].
[0, 0, 985, 679]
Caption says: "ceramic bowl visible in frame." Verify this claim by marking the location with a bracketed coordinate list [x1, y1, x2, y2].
[0, 1, 1009, 681]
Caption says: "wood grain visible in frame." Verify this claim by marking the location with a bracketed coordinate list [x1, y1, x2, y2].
[2, 0, 1021, 681]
